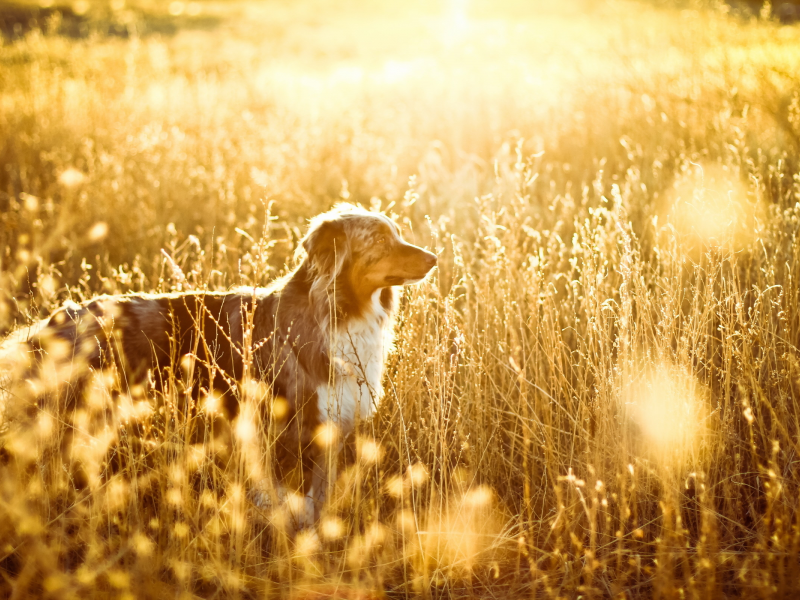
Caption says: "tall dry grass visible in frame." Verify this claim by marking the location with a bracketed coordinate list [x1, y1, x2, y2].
[2, 0, 800, 597]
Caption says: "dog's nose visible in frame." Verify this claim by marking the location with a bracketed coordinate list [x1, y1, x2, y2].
[425, 251, 438, 268]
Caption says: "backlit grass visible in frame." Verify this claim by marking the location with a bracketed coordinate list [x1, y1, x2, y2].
[2, 1, 800, 598]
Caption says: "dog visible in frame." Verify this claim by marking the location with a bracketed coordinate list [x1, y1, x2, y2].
[0, 203, 437, 519]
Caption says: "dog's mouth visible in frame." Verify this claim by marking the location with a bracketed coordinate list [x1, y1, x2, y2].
[383, 275, 408, 286]
[383, 270, 434, 286]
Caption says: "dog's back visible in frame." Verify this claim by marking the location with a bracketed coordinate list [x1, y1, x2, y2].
[5, 293, 251, 413]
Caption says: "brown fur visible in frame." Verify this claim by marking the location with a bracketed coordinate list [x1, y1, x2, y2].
[1, 204, 437, 499]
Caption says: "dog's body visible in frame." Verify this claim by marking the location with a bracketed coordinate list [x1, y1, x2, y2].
[1, 204, 436, 512]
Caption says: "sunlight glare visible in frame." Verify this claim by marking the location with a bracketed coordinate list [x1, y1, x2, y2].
[58, 167, 86, 188]
[668, 163, 763, 250]
[442, 0, 470, 45]
[357, 436, 383, 464]
[381, 60, 415, 83]
[314, 422, 339, 448]
[234, 406, 257, 443]
[415, 484, 506, 577]
[625, 362, 707, 464]
[319, 517, 345, 541]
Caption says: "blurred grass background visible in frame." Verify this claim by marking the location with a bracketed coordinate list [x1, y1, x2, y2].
[3, 0, 800, 598]
[6, 0, 793, 321]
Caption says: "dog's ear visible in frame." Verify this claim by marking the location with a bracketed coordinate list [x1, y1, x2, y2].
[302, 219, 348, 279]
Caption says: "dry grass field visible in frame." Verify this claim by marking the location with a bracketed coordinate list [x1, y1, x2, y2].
[2, 0, 800, 598]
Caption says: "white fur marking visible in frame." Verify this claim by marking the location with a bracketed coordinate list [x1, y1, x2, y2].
[317, 289, 393, 433]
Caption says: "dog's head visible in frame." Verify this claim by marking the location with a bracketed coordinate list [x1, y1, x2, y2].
[301, 204, 437, 302]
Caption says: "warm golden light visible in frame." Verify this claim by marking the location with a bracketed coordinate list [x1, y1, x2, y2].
[407, 462, 429, 487]
[294, 530, 321, 557]
[241, 378, 269, 402]
[283, 492, 307, 519]
[202, 391, 222, 414]
[57, 167, 86, 187]
[271, 396, 289, 419]
[443, 0, 470, 45]
[314, 422, 339, 448]
[411, 485, 507, 577]
[624, 362, 708, 464]
[667, 163, 763, 250]
[357, 436, 383, 464]
[234, 405, 257, 443]
[87, 222, 108, 242]
[1, 1, 795, 597]
[319, 517, 345, 541]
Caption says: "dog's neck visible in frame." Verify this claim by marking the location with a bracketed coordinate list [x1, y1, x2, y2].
[288, 260, 396, 329]
[316, 286, 396, 431]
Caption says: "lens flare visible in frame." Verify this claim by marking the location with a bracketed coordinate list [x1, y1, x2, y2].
[319, 517, 345, 541]
[624, 362, 709, 464]
[87, 222, 108, 242]
[202, 391, 221, 414]
[409, 485, 508, 577]
[667, 163, 763, 250]
[357, 436, 383, 464]
[407, 462, 429, 487]
[314, 422, 339, 448]
[57, 167, 86, 187]
[294, 530, 321, 557]
[234, 405, 257, 443]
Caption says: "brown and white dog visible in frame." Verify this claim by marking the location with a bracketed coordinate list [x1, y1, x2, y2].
[0, 204, 437, 517]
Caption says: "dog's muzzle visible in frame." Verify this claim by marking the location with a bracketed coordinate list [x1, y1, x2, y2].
[384, 243, 437, 285]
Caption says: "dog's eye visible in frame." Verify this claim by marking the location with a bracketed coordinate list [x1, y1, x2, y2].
[376, 235, 387, 244]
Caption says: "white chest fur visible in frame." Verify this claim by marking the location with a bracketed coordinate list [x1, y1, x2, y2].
[317, 290, 393, 433]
